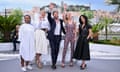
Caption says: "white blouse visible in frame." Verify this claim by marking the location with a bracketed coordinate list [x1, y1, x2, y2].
[37, 17, 50, 30]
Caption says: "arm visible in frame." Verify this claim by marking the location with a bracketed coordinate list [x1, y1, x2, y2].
[62, 13, 68, 24]
[87, 29, 93, 39]
[47, 12, 53, 25]
[60, 19, 66, 34]
[47, 3, 55, 25]
[87, 24, 93, 39]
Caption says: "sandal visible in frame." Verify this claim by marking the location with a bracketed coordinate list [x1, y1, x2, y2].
[61, 63, 65, 68]
[36, 60, 42, 69]
[69, 62, 73, 67]
[80, 64, 87, 70]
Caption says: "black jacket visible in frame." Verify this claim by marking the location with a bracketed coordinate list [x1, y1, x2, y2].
[47, 12, 66, 40]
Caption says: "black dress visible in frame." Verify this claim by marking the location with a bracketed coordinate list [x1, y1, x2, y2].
[73, 24, 92, 60]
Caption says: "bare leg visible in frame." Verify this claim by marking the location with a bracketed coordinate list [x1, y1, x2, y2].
[36, 53, 42, 68]
[20, 56, 25, 67]
[81, 60, 85, 65]
[80, 60, 86, 69]
[26, 61, 29, 66]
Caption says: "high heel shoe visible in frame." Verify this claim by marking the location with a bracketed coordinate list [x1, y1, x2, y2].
[80, 64, 87, 70]
[69, 62, 73, 67]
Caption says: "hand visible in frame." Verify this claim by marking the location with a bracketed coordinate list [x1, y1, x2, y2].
[63, 3, 67, 11]
[74, 37, 77, 41]
[14, 36, 16, 38]
[62, 13, 66, 19]
[39, 16, 42, 21]
[87, 37, 89, 40]
[49, 3, 55, 10]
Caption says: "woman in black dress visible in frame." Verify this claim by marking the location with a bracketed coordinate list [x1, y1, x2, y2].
[73, 15, 92, 70]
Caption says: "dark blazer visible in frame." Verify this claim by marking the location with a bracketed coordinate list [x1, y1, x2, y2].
[47, 12, 66, 40]
[11, 30, 18, 41]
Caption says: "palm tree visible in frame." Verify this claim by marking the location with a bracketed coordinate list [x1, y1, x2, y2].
[92, 20, 105, 42]
[10, 9, 23, 24]
[105, 0, 120, 12]
[100, 17, 113, 40]
[0, 15, 20, 42]
[0, 9, 23, 42]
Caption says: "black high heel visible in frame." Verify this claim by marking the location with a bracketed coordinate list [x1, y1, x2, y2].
[80, 64, 87, 70]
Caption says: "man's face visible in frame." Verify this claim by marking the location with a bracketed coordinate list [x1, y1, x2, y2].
[53, 11, 58, 19]
[24, 16, 31, 24]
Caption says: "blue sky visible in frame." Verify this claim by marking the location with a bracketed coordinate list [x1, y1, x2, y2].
[0, 0, 117, 11]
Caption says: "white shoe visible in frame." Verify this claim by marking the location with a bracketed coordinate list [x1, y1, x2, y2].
[26, 65, 32, 70]
[21, 67, 27, 72]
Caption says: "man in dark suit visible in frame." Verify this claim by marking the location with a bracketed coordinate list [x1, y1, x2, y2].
[47, 3, 66, 69]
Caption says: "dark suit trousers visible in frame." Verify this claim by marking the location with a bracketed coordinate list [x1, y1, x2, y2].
[49, 35, 61, 65]
[13, 39, 20, 51]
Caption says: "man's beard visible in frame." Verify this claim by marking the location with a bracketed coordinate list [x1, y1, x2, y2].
[54, 16, 58, 20]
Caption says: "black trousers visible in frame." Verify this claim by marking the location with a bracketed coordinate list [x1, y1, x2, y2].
[49, 35, 61, 65]
[13, 39, 20, 51]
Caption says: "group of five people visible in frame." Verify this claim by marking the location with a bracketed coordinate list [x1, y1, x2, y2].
[18, 3, 92, 72]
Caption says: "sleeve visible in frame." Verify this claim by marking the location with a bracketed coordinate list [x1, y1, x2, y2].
[79, 24, 82, 32]
[87, 24, 92, 29]
[47, 12, 53, 25]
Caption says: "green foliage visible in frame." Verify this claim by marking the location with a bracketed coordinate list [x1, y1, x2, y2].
[100, 17, 113, 26]
[92, 22, 104, 33]
[80, 10, 94, 24]
[0, 9, 23, 42]
[112, 37, 118, 40]
[94, 40, 120, 46]
[10, 9, 23, 24]
[80, 10, 94, 19]
[0, 15, 18, 42]
[92, 17, 113, 33]
[101, 17, 113, 40]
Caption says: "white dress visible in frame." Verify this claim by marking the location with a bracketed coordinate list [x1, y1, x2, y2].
[19, 24, 35, 61]
[35, 18, 49, 55]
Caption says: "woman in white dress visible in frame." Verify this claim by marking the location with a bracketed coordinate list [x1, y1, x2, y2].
[19, 15, 35, 72]
[35, 10, 49, 68]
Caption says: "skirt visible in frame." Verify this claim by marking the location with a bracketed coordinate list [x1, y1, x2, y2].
[73, 36, 90, 60]
[35, 29, 48, 55]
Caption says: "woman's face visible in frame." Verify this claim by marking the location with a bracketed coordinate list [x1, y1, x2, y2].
[66, 12, 72, 20]
[81, 16, 85, 24]
[41, 10, 46, 17]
